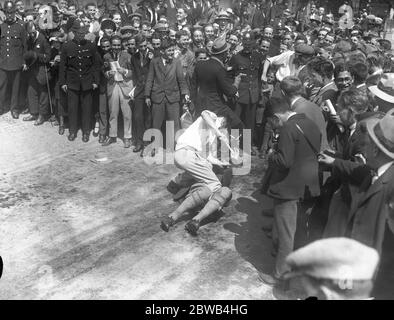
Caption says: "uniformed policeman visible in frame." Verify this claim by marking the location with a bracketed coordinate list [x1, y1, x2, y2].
[229, 31, 264, 155]
[59, 20, 99, 142]
[0, 1, 27, 118]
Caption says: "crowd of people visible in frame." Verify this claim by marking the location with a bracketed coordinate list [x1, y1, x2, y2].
[1, 0, 394, 299]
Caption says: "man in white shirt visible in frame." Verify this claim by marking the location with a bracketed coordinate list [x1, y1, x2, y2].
[160, 110, 236, 236]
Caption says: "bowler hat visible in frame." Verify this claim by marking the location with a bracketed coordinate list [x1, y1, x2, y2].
[120, 25, 135, 35]
[283, 238, 379, 281]
[366, 107, 394, 159]
[209, 34, 230, 55]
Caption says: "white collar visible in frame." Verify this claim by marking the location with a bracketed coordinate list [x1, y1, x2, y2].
[321, 80, 334, 91]
[376, 161, 394, 179]
[290, 96, 302, 108]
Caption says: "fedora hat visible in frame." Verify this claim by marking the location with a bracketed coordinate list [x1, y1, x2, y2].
[366, 108, 394, 159]
[209, 35, 230, 55]
[369, 73, 394, 104]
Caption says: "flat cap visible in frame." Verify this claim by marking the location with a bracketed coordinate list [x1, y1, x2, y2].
[101, 19, 116, 32]
[283, 238, 379, 281]
[295, 43, 315, 55]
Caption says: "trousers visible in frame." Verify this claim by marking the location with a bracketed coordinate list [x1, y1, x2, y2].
[67, 88, 92, 134]
[0, 69, 21, 112]
[152, 97, 180, 138]
[27, 77, 49, 116]
[108, 83, 131, 139]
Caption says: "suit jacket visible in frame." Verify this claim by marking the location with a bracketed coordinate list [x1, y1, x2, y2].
[131, 50, 152, 99]
[191, 57, 237, 115]
[144, 57, 188, 104]
[267, 113, 322, 201]
[59, 39, 100, 91]
[332, 160, 394, 254]
[292, 97, 329, 151]
[103, 51, 133, 97]
[26, 32, 51, 86]
[117, 4, 133, 24]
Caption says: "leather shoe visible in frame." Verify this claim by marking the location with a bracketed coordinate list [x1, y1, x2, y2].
[124, 138, 131, 148]
[160, 216, 175, 232]
[185, 220, 200, 236]
[82, 133, 90, 143]
[34, 115, 45, 126]
[133, 143, 143, 153]
[102, 137, 116, 146]
[58, 126, 65, 135]
[11, 110, 19, 119]
[23, 114, 37, 121]
[68, 133, 77, 141]
[98, 134, 106, 144]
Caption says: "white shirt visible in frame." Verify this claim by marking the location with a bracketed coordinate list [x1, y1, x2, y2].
[372, 161, 394, 185]
[266, 50, 296, 82]
[176, 110, 220, 153]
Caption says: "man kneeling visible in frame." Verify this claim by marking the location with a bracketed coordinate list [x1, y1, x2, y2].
[160, 110, 236, 236]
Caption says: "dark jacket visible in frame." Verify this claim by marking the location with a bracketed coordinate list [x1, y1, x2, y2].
[332, 159, 394, 254]
[26, 32, 51, 86]
[229, 50, 263, 105]
[191, 57, 237, 115]
[131, 50, 152, 99]
[144, 56, 188, 104]
[268, 113, 321, 200]
[0, 20, 27, 71]
[59, 39, 100, 91]
[117, 4, 133, 24]
[292, 96, 329, 151]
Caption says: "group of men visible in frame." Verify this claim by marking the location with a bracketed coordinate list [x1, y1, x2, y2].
[1, 0, 394, 299]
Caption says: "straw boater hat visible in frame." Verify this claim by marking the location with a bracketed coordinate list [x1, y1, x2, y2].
[366, 107, 394, 159]
[369, 73, 394, 105]
[214, 10, 232, 23]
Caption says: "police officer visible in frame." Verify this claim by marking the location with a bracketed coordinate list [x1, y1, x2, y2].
[59, 20, 99, 142]
[229, 31, 264, 155]
[0, 1, 27, 118]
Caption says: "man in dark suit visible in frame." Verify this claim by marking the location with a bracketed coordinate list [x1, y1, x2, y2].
[22, 21, 51, 126]
[117, 0, 133, 25]
[191, 35, 243, 129]
[59, 22, 99, 142]
[0, 1, 27, 118]
[260, 96, 321, 286]
[144, 38, 189, 155]
[130, 35, 153, 153]
[280, 76, 329, 151]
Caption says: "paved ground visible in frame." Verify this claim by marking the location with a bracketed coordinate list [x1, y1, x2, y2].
[0, 112, 297, 300]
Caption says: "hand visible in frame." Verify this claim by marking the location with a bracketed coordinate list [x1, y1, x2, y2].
[116, 67, 127, 75]
[261, 74, 267, 82]
[234, 74, 243, 88]
[92, 83, 98, 90]
[61, 85, 67, 93]
[54, 55, 61, 63]
[318, 153, 335, 166]
[148, 51, 154, 59]
[106, 70, 115, 78]
[22, 64, 28, 71]
[145, 97, 151, 108]
[184, 94, 190, 102]
[329, 114, 341, 124]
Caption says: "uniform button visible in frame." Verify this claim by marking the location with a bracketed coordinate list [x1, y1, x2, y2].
[7, 55, 9, 57]
[8, 25, 10, 28]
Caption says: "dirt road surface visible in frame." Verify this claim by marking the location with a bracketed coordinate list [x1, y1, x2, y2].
[0, 113, 295, 300]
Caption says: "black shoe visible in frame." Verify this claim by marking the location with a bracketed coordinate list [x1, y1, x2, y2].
[102, 137, 116, 146]
[59, 126, 65, 135]
[34, 115, 45, 126]
[133, 143, 143, 153]
[185, 220, 200, 236]
[68, 133, 77, 141]
[23, 114, 37, 121]
[124, 138, 131, 148]
[98, 134, 106, 144]
[160, 216, 175, 232]
[11, 110, 19, 119]
[82, 133, 90, 143]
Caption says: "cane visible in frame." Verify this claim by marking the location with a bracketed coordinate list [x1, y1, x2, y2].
[44, 65, 54, 127]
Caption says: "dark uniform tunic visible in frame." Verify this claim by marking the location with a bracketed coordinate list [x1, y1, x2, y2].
[229, 50, 263, 138]
[0, 19, 27, 114]
[59, 39, 99, 135]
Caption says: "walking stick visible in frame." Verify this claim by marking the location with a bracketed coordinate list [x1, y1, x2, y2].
[44, 65, 54, 127]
